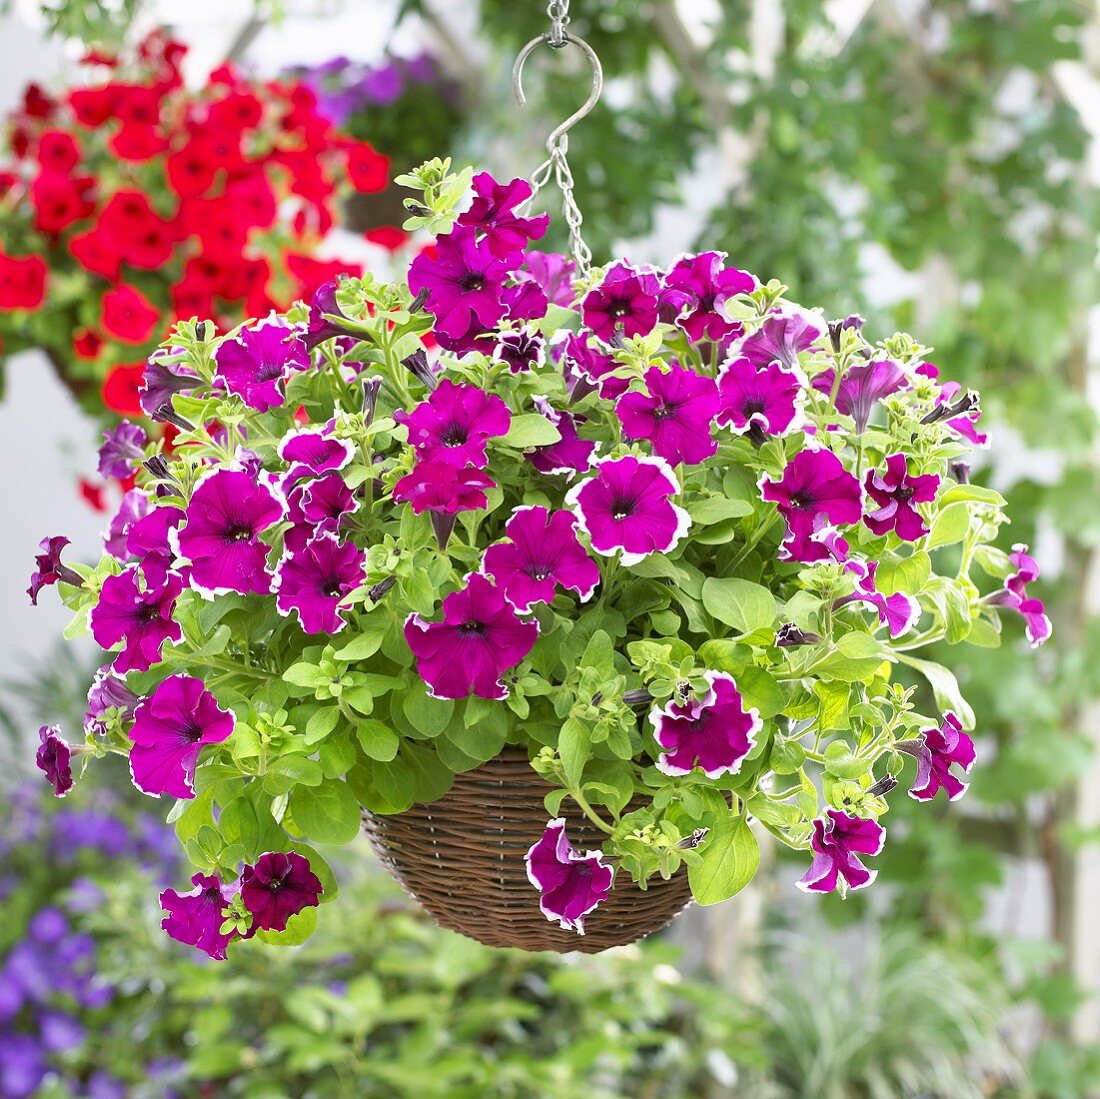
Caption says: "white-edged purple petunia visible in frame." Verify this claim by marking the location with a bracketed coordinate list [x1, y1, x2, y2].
[84, 667, 139, 737]
[908, 711, 976, 802]
[796, 809, 885, 895]
[735, 305, 824, 372]
[618, 363, 720, 466]
[278, 427, 354, 480]
[649, 672, 761, 779]
[213, 319, 310, 412]
[89, 569, 184, 673]
[97, 422, 147, 479]
[36, 725, 73, 798]
[986, 543, 1052, 647]
[566, 454, 690, 567]
[526, 396, 597, 477]
[394, 378, 511, 468]
[561, 331, 628, 402]
[457, 172, 549, 260]
[716, 355, 805, 438]
[812, 358, 909, 434]
[662, 250, 755, 343]
[392, 460, 494, 515]
[494, 326, 546, 373]
[274, 533, 365, 634]
[240, 851, 323, 935]
[863, 454, 940, 541]
[525, 818, 614, 934]
[581, 262, 661, 344]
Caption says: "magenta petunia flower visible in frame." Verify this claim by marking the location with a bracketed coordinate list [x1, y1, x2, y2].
[986, 543, 1052, 647]
[28, 535, 83, 605]
[760, 448, 863, 563]
[408, 225, 510, 340]
[581, 262, 661, 343]
[394, 378, 511, 468]
[240, 851, 323, 934]
[299, 473, 357, 533]
[525, 818, 614, 934]
[561, 331, 628, 401]
[404, 573, 538, 700]
[908, 711, 975, 802]
[662, 251, 755, 342]
[853, 561, 919, 638]
[716, 356, 805, 438]
[128, 674, 234, 799]
[618, 363, 720, 466]
[566, 455, 690, 567]
[160, 872, 237, 960]
[456, 172, 549, 259]
[174, 469, 284, 596]
[494, 326, 545, 373]
[812, 358, 909, 434]
[97, 422, 147, 479]
[526, 396, 597, 477]
[214, 320, 310, 412]
[392, 460, 494, 516]
[140, 348, 196, 419]
[649, 672, 760, 779]
[84, 666, 139, 737]
[274, 533, 365, 634]
[103, 490, 152, 561]
[796, 809, 885, 894]
[863, 454, 939, 541]
[917, 363, 990, 448]
[279, 427, 354, 480]
[483, 506, 600, 612]
[523, 250, 576, 307]
[90, 569, 184, 673]
[125, 504, 185, 589]
[36, 725, 73, 797]
[302, 278, 361, 351]
[736, 306, 824, 371]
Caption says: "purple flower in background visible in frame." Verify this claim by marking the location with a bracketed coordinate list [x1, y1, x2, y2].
[36, 725, 73, 797]
[39, 1011, 85, 1052]
[561, 331, 627, 401]
[483, 506, 600, 612]
[279, 427, 354, 479]
[90, 569, 183, 673]
[302, 278, 361, 351]
[160, 872, 237, 960]
[523, 250, 575, 306]
[240, 851, 323, 934]
[393, 460, 494, 516]
[405, 573, 538, 700]
[27, 535, 83, 605]
[394, 378, 510, 467]
[526, 396, 596, 477]
[525, 818, 613, 934]
[174, 468, 284, 596]
[494, 326, 545, 373]
[760, 448, 863, 563]
[362, 61, 404, 104]
[567, 455, 690, 566]
[812, 358, 909, 433]
[409, 226, 510, 340]
[736, 306, 824, 371]
[717, 356, 804, 438]
[97, 422, 147, 479]
[618, 363, 720, 466]
[214, 320, 310, 412]
[796, 809, 885, 894]
[909, 711, 976, 802]
[987, 543, 1052, 647]
[863, 454, 940, 541]
[457, 172, 549, 260]
[649, 673, 760, 779]
[85, 1072, 128, 1099]
[581, 262, 661, 342]
[128, 674, 234, 798]
[0, 1034, 47, 1099]
[663, 251, 754, 342]
[275, 533, 364, 634]
[140, 349, 195, 418]
[125, 504, 185, 588]
[103, 489, 152, 560]
[29, 907, 69, 944]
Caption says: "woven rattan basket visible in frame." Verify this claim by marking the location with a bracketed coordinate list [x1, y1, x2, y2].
[362, 748, 693, 953]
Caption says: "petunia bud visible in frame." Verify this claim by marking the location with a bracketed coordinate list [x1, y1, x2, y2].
[362, 375, 382, 425]
[775, 623, 822, 648]
[400, 349, 437, 391]
[623, 688, 653, 706]
[867, 774, 898, 798]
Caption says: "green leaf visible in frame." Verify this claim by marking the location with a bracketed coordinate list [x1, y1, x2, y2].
[927, 501, 970, 549]
[355, 719, 400, 761]
[402, 687, 454, 738]
[688, 812, 760, 905]
[501, 413, 561, 448]
[701, 578, 777, 635]
[816, 632, 887, 682]
[304, 706, 341, 746]
[939, 483, 1007, 508]
[736, 666, 786, 719]
[283, 662, 328, 688]
[333, 615, 390, 662]
[291, 780, 362, 846]
[255, 905, 318, 947]
[218, 797, 261, 855]
[814, 680, 851, 732]
[558, 717, 590, 787]
[444, 716, 507, 762]
[688, 496, 754, 525]
[896, 653, 976, 729]
[874, 551, 931, 596]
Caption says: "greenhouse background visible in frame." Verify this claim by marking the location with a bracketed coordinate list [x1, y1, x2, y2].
[1, 0, 1099, 1096]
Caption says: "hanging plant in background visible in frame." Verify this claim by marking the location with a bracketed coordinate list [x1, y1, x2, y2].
[0, 30, 390, 420]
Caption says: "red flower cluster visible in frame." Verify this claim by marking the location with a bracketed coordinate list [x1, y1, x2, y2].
[0, 31, 389, 415]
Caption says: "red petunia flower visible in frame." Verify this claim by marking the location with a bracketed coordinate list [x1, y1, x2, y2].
[0, 252, 48, 310]
[101, 362, 146, 416]
[101, 285, 159, 343]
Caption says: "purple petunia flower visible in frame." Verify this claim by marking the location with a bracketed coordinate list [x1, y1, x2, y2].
[174, 468, 285, 596]
[97, 422, 148, 479]
[240, 851, 323, 934]
[561, 331, 628, 401]
[526, 396, 597, 477]
[302, 278, 361, 351]
[812, 358, 909, 434]
[274, 533, 364, 634]
[160, 872, 237, 960]
[760, 448, 863, 563]
[986, 543, 1052, 647]
[457, 172, 549, 260]
[917, 363, 990, 448]
[408, 226, 510, 341]
[394, 378, 511, 468]
[662, 251, 755, 342]
[796, 809, 885, 894]
[581, 262, 661, 343]
[566, 455, 690, 567]
[523, 250, 576, 307]
[299, 473, 357, 533]
[128, 674, 235, 798]
[483, 506, 600, 612]
[716, 356, 805, 438]
[735, 306, 824, 372]
[618, 363, 720, 466]
[39, 1011, 85, 1052]
[908, 711, 976, 802]
[649, 672, 761, 779]
[103, 489, 153, 560]
[140, 349, 196, 419]
[84, 666, 140, 737]
[27, 535, 83, 605]
[279, 426, 354, 482]
[404, 573, 538, 700]
[90, 569, 184, 673]
[852, 560, 919, 638]
[494, 326, 546, 373]
[392, 460, 494, 516]
[863, 454, 940, 541]
[214, 320, 310, 412]
[0, 1034, 47, 1099]
[36, 725, 73, 797]
[125, 504, 185, 588]
[525, 818, 614, 934]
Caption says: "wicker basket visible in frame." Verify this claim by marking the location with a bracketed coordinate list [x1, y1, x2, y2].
[362, 748, 693, 953]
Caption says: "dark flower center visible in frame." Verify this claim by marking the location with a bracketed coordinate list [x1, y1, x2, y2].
[226, 524, 254, 542]
[458, 619, 487, 637]
[572, 863, 593, 878]
[256, 358, 283, 382]
[611, 496, 637, 521]
[182, 721, 204, 743]
[524, 562, 553, 581]
[609, 301, 632, 319]
[460, 272, 485, 292]
[440, 422, 469, 447]
[742, 398, 766, 417]
[136, 602, 163, 624]
[322, 577, 345, 598]
[788, 492, 812, 510]
[895, 485, 914, 501]
[651, 400, 680, 422]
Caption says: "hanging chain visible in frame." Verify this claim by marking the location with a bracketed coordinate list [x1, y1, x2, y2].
[513, 8, 602, 279]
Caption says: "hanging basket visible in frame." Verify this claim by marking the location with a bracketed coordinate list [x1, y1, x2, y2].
[362, 748, 694, 953]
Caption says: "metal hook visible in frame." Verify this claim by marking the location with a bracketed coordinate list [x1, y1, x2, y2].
[512, 31, 604, 154]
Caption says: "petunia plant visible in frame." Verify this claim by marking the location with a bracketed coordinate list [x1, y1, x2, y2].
[31, 159, 1048, 955]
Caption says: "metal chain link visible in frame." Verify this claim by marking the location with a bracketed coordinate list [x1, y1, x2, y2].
[525, 134, 592, 276]
[547, 0, 570, 47]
